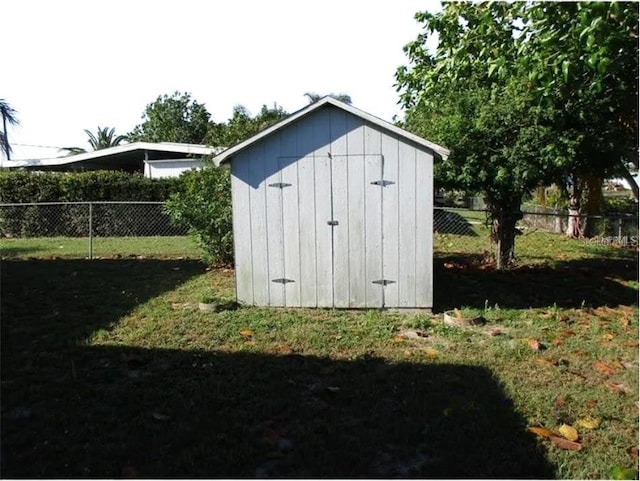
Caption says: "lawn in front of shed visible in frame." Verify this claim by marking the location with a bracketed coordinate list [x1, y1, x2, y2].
[1, 247, 637, 478]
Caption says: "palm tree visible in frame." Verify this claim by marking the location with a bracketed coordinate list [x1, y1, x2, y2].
[1, 99, 20, 160]
[61, 126, 127, 155]
[304, 92, 352, 104]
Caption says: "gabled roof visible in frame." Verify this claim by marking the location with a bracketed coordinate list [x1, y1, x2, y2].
[0, 142, 224, 171]
[213, 96, 449, 166]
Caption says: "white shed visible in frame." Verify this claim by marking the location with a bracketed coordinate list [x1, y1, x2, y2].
[213, 97, 449, 309]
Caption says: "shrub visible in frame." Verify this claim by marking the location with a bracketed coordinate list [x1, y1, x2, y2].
[0, 170, 183, 203]
[164, 160, 233, 266]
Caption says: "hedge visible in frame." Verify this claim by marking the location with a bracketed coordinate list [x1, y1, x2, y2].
[0, 170, 187, 238]
[0, 170, 184, 203]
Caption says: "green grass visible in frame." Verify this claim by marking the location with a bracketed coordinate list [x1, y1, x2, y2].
[1, 230, 638, 478]
[0, 235, 201, 259]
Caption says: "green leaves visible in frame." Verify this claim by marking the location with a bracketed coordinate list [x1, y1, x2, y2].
[128, 91, 211, 144]
[164, 162, 233, 266]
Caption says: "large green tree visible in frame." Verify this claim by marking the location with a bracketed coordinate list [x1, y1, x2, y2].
[1, 99, 19, 160]
[397, 2, 565, 269]
[517, 2, 639, 235]
[61, 126, 127, 155]
[128, 91, 210, 144]
[397, 2, 638, 266]
[206, 103, 288, 147]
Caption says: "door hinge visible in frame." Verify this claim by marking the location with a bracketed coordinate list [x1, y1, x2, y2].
[268, 182, 292, 188]
[272, 278, 295, 284]
[327, 220, 339, 226]
[372, 279, 396, 286]
[370, 180, 395, 187]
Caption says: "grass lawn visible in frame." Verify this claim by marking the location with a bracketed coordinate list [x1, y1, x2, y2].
[1, 237, 638, 478]
[0, 235, 201, 260]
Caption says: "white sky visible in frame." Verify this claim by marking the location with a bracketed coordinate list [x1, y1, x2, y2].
[3, 0, 441, 160]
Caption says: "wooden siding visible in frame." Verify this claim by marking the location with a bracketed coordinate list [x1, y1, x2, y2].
[230, 105, 433, 308]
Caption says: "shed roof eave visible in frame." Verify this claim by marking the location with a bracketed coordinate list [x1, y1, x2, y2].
[212, 96, 450, 166]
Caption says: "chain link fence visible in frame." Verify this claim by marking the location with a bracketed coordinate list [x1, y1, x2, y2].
[0, 202, 198, 259]
[434, 206, 638, 264]
[0, 202, 637, 263]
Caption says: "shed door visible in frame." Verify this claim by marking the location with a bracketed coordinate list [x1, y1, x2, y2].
[330, 154, 384, 308]
[270, 154, 388, 308]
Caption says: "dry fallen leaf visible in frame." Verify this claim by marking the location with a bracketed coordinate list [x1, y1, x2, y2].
[527, 338, 542, 351]
[576, 416, 600, 430]
[584, 399, 598, 409]
[528, 426, 556, 439]
[610, 360, 625, 370]
[423, 348, 439, 359]
[629, 447, 638, 458]
[594, 361, 617, 376]
[602, 332, 615, 341]
[549, 434, 583, 451]
[244, 340, 256, 346]
[605, 381, 631, 394]
[392, 336, 405, 343]
[239, 329, 254, 337]
[558, 424, 579, 442]
[533, 358, 557, 367]
[552, 339, 564, 346]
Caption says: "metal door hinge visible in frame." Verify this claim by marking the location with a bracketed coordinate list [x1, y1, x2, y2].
[370, 180, 395, 187]
[327, 220, 339, 226]
[372, 279, 396, 286]
[272, 278, 295, 284]
[268, 182, 292, 188]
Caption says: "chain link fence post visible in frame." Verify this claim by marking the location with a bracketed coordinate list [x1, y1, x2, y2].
[88, 202, 93, 260]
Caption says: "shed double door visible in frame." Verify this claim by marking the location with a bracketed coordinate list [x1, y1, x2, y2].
[267, 154, 391, 308]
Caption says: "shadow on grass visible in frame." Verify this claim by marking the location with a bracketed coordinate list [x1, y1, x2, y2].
[1, 345, 554, 478]
[0, 259, 554, 478]
[434, 253, 639, 312]
[0, 258, 206, 349]
[0, 244, 45, 258]
[434, 210, 478, 236]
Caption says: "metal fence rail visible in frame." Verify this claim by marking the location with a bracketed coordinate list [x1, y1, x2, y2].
[0, 202, 637, 262]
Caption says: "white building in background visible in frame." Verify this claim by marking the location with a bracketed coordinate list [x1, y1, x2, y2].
[0, 142, 224, 178]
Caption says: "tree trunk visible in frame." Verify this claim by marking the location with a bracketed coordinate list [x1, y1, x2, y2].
[489, 204, 522, 270]
[566, 175, 582, 238]
[582, 173, 604, 238]
[536, 186, 547, 210]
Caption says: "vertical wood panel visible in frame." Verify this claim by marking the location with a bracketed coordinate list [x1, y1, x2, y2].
[346, 114, 364, 156]
[364, 156, 383, 307]
[346, 155, 365, 307]
[330, 109, 350, 308]
[313, 108, 333, 306]
[296, 117, 317, 306]
[381, 133, 400, 307]
[247, 144, 270, 305]
[231, 156, 253, 305]
[398, 142, 417, 307]
[264, 136, 285, 306]
[280, 127, 302, 307]
[415, 149, 433, 308]
[364, 123, 383, 307]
